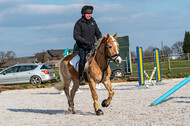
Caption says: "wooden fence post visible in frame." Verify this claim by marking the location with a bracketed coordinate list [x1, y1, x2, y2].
[168, 54, 171, 72]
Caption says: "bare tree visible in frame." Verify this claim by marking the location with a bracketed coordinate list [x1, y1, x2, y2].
[0, 51, 16, 64]
[131, 50, 136, 59]
[171, 41, 183, 54]
[143, 46, 157, 57]
[0, 51, 16, 66]
[161, 45, 172, 56]
[5, 51, 16, 59]
[0, 51, 6, 65]
[0, 51, 6, 60]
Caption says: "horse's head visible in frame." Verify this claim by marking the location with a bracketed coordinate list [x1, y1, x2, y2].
[104, 33, 122, 65]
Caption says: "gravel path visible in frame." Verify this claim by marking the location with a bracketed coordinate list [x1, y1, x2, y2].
[0, 78, 190, 126]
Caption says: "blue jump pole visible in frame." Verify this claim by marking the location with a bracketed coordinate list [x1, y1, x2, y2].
[151, 76, 190, 106]
[136, 46, 145, 86]
[153, 48, 162, 83]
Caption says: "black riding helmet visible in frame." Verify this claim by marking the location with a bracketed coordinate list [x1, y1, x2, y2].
[81, 5, 93, 14]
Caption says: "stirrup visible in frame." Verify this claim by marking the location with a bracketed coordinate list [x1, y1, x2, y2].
[79, 77, 85, 85]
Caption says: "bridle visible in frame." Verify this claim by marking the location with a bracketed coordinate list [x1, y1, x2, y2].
[93, 39, 120, 82]
[97, 40, 120, 60]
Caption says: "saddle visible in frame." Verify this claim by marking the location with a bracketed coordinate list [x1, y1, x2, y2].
[69, 53, 92, 82]
[69, 53, 90, 72]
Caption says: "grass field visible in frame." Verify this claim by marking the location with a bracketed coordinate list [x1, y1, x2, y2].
[131, 60, 190, 78]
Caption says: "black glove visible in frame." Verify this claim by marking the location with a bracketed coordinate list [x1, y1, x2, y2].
[85, 41, 92, 46]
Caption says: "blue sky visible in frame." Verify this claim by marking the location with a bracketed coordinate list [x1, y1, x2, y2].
[0, 0, 190, 57]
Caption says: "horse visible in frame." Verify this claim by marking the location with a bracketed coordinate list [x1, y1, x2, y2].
[55, 33, 122, 115]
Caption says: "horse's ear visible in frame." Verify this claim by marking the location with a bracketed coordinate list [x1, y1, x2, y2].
[106, 34, 110, 39]
[113, 33, 117, 39]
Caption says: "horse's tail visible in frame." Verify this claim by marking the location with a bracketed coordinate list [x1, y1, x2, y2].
[55, 57, 66, 91]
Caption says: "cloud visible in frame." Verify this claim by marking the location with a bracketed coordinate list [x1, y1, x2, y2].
[31, 38, 59, 44]
[131, 13, 144, 19]
[1, 1, 190, 57]
[14, 4, 81, 14]
[29, 23, 74, 30]
[2, 3, 82, 15]
[0, 14, 4, 22]
[0, 3, 82, 26]
[0, 0, 28, 3]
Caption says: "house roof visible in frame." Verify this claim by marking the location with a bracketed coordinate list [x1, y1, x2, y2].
[47, 49, 65, 57]
[35, 52, 46, 61]
[2, 57, 37, 67]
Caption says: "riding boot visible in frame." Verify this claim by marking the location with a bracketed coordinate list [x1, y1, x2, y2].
[78, 63, 85, 85]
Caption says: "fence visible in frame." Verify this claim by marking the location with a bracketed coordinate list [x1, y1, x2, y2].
[131, 53, 190, 78]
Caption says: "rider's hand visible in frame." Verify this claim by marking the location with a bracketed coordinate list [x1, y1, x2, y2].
[85, 41, 92, 46]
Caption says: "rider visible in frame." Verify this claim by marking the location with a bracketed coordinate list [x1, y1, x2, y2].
[73, 5, 102, 85]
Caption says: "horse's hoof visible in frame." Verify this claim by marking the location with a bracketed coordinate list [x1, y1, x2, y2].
[96, 109, 104, 116]
[67, 107, 73, 114]
[101, 99, 109, 107]
[72, 108, 77, 114]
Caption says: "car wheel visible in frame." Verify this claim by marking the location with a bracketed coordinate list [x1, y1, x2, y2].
[30, 75, 42, 85]
[113, 69, 125, 78]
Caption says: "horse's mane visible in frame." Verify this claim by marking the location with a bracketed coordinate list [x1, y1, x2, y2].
[90, 35, 106, 56]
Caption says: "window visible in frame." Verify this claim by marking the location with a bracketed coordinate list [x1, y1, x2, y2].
[40, 64, 51, 69]
[31, 65, 38, 69]
[4, 66, 19, 73]
[19, 65, 37, 72]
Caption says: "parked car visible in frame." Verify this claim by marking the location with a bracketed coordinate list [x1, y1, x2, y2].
[0, 63, 56, 85]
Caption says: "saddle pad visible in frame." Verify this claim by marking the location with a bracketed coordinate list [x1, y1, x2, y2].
[69, 55, 87, 72]
[69, 55, 80, 72]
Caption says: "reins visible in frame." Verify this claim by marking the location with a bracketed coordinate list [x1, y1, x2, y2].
[94, 52, 110, 83]
[88, 39, 119, 83]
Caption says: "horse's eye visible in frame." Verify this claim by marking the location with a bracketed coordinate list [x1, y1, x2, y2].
[108, 46, 112, 49]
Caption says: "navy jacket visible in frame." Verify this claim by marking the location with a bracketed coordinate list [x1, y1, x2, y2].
[73, 16, 102, 50]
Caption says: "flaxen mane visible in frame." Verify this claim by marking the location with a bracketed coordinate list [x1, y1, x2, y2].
[90, 35, 106, 57]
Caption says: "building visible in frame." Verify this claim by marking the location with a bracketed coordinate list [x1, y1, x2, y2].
[1, 57, 38, 68]
[44, 49, 65, 61]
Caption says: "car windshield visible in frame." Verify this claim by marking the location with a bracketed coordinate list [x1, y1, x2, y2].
[40, 64, 51, 69]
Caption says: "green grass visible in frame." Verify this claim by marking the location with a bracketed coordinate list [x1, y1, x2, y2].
[131, 60, 190, 78]
[53, 67, 59, 77]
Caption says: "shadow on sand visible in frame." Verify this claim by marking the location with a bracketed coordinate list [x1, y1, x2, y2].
[160, 96, 190, 104]
[7, 108, 95, 116]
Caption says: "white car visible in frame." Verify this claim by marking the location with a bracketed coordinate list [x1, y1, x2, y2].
[0, 63, 56, 85]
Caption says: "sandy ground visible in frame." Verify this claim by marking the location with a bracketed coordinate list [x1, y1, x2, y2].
[0, 78, 190, 126]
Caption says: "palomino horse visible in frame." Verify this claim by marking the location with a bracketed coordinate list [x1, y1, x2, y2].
[55, 33, 122, 115]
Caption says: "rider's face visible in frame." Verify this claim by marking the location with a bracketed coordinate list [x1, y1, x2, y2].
[84, 13, 92, 20]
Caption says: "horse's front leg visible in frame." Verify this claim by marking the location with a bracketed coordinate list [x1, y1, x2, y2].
[88, 79, 104, 116]
[102, 78, 114, 107]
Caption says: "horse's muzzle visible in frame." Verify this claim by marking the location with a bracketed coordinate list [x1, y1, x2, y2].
[113, 56, 122, 64]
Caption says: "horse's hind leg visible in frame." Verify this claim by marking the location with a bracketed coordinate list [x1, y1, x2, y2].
[69, 79, 79, 114]
[62, 78, 73, 113]
[101, 78, 114, 107]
